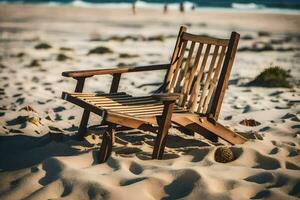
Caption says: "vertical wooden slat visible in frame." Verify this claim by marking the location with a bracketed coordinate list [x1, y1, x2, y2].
[186, 43, 204, 95]
[176, 41, 195, 100]
[168, 40, 188, 92]
[197, 45, 220, 113]
[202, 46, 227, 113]
[210, 32, 240, 119]
[188, 44, 211, 111]
[180, 43, 204, 107]
[164, 26, 187, 92]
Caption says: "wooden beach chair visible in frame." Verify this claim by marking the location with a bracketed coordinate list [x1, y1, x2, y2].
[61, 26, 247, 162]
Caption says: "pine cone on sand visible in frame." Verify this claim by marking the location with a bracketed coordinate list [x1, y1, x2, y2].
[214, 147, 235, 163]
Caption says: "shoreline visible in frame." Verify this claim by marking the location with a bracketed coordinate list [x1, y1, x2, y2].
[1, 4, 300, 34]
[1, 2, 300, 15]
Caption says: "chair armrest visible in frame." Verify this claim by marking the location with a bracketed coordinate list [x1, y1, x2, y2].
[62, 64, 170, 78]
[152, 93, 182, 102]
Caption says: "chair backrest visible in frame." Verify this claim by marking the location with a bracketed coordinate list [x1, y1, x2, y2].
[164, 26, 240, 119]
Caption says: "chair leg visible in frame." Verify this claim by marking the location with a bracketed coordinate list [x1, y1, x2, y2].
[98, 124, 115, 163]
[77, 109, 90, 140]
[152, 102, 174, 160]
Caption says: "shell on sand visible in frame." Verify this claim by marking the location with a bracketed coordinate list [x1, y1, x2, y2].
[28, 116, 42, 126]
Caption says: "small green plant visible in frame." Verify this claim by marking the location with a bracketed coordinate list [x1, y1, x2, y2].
[88, 46, 112, 55]
[246, 66, 292, 88]
[119, 53, 139, 58]
[35, 43, 52, 49]
[57, 53, 71, 61]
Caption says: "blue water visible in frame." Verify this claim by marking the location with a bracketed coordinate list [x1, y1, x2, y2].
[1, 0, 300, 10]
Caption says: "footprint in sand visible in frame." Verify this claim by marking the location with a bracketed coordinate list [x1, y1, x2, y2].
[164, 169, 201, 199]
[285, 161, 300, 170]
[128, 161, 144, 175]
[26, 59, 40, 68]
[245, 172, 275, 184]
[253, 152, 281, 170]
[6, 116, 28, 126]
[119, 177, 147, 186]
[183, 148, 210, 162]
[289, 182, 300, 197]
[269, 147, 279, 155]
[250, 190, 271, 199]
[115, 147, 142, 156]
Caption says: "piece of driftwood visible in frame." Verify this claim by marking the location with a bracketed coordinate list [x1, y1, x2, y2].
[61, 26, 247, 163]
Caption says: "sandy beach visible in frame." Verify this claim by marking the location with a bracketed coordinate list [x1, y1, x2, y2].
[0, 4, 300, 200]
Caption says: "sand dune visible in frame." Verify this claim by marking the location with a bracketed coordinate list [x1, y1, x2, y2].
[0, 4, 300, 200]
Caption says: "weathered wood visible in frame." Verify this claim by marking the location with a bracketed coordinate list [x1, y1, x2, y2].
[169, 40, 188, 92]
[210, 32, 240, 119]
[181, 43, 204, 106]
[62, 27, 245, 163]
[164, 26, 187, 92]
[93, 99, 159, 105]
[105, 111, 158, 132]
[182, 32, 229, 46]
[177, 41, 195, 104]
[74, 77, 91, 140]
[83, 96, 153, 101]
[74, 77, 86, 92]
[110, 73, 121, 93]
[172, 114, 247, 144]
[152, 100, 175, 159]
[152, 93, 182, 101]
[77, 109, 90, 140]
[71, 92, 127, 97]
[62, 64, 170, 78]
[197, 45, 220, 113]
[107, 123, 116, 144]
[98, 130, 113, 163]
[189, 44, 211, 111]
[202, 46, 227, 113]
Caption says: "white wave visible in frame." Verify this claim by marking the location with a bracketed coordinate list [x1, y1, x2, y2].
[46, 1, 63, 6]
[71, 0, 96, 7]
[0, 0, 24, 4]
[232, 3, 265, 10]
[69, 0, 196, 10]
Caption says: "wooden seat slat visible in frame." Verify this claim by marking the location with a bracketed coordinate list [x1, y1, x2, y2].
[100, 104, 164, 110]
[107, 106, 184, 114]
[93, 99, 160, 106]
[71, 92, 127, 97]
[82, 96, 154, 102]
[79, 94, 133, 100]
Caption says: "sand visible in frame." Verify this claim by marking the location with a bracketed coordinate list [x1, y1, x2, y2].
[0, 4, 300, 200]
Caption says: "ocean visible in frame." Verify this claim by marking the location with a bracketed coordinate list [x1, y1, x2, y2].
[1, 0, 300, 11]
